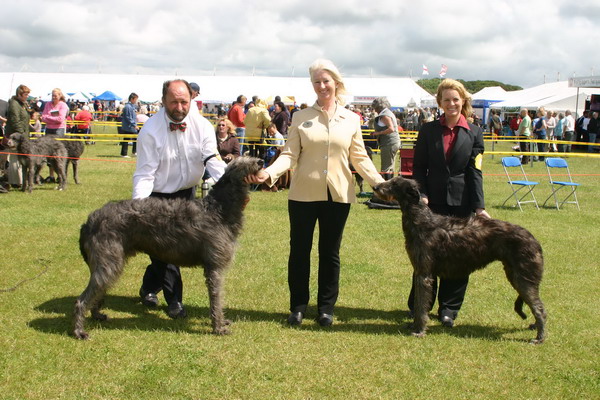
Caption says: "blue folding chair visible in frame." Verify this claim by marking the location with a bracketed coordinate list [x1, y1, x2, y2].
[501, 156, 539, 211]
[543, 157, 581, 210]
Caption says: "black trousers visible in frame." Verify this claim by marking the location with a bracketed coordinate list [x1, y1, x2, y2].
[120, 131, 137, 156]
[407, 203, 472, 320]
[288, 196, 351, 315]
[141, 187, 196, 305]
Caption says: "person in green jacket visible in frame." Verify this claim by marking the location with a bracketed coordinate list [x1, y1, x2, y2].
[5, 84, 32, 188]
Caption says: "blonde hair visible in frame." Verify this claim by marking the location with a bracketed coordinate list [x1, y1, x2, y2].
[215, 117, 236, 136]
[309, 58, 347, 105]
[436, 79, 472, 118]
[52, 88, 66, 103]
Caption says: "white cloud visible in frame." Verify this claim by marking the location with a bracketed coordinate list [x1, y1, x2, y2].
[0, 0, 598, 88]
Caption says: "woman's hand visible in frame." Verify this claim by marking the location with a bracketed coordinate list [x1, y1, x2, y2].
[475, 208, 491, 219]
[245, 169, 270, 184]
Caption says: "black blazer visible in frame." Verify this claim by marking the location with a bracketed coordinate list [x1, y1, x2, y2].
[412, 119, 485, 210]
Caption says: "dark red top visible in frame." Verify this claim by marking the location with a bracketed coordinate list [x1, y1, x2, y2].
[440, 114, 469, 161]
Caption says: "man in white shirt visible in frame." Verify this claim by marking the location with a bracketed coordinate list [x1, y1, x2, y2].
[134, 79, 227, 319]
[564, 110, 575, 153]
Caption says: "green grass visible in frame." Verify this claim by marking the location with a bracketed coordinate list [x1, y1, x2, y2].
[0, 139, 599, 399]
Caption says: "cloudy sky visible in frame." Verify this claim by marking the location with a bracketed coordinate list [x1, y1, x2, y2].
[1, 0, 598, 89]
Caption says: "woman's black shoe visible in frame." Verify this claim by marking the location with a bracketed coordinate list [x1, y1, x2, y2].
[287, 312, 303, 326]
[317, 313, 333, 327]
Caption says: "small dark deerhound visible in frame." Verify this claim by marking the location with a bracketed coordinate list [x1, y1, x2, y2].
[7, 133, 67, 193]
[374, 177, 546, 344]
[62, 136, 85, 184]
[73, 157, 264, 339]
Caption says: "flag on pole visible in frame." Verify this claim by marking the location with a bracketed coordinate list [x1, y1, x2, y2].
[439, 64, 448, 78]
[422, 64, 429, 75]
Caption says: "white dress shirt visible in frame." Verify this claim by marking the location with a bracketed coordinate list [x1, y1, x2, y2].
[132, 107, 226, 199]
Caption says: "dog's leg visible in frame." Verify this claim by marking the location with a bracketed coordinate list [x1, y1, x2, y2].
[513, 296, 527, 320]
[73, 276, 106, 340]
[520, 288, 546, 344]
[72, 160, 79, 184]
[504, 262, 546, 344]
[204, 267, 230, 335]
[412, 273, 433, 337]
[27, 163, 35, 193]
[54, 158, 67, 191]
[73, 247, 127, 339]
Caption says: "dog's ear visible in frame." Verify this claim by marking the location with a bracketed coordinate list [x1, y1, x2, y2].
[405, 180, 421, 204]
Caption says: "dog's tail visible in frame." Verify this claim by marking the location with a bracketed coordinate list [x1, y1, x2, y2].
[514, 296, 527, 320]
[79, 223, 90, 264]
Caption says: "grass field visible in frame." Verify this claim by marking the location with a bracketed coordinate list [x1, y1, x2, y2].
[0, 137, 599, 399]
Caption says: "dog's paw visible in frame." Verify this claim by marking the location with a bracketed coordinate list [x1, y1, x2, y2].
[411, 331, 426, 338]
[91, 312, 108, 321]
[73, 329, 90, 340]
[529, 338, 544, 345]
[212, 326, 231, 335]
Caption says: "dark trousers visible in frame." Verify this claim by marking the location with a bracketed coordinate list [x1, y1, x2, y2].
[120, 131, 137, 156]
[519, 136, 530, 164]
[288, 196, 351, 315]
[141, 187, 196, 305]
[407, 203, 472, 320]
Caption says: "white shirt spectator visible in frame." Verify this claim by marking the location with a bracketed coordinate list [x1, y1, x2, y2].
[564, 114, 575, 132]
[132, 107, 226, 199]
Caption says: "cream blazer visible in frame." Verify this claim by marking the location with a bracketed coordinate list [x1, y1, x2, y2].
[265, 102, 384, 203]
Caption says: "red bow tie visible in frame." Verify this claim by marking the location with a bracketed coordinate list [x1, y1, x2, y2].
[169, 122, 187, 132]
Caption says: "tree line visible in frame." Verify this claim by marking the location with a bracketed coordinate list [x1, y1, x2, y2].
[417, 78, 522, 95]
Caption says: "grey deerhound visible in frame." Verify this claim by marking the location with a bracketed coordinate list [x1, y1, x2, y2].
[7, 132, 67, 192]
[373, 177, 546, 344]
[62, 136, 85, 184]
[73, 157, 264, 339]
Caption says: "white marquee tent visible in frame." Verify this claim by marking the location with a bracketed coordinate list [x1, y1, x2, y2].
[490, 81, 596, 115]
[0, 72, 434, 108]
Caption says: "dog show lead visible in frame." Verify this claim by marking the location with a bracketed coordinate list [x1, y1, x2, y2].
[248, 59, 385, 327]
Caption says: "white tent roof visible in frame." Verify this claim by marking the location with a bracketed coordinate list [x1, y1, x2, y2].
[472, 86, 509, 101]
[67, 91, 92, 102]
[0, 72, 434, 108]
[490, 81, 597, 113]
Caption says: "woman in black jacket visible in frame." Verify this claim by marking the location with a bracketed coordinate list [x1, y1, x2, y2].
[408, 78, 491, 328]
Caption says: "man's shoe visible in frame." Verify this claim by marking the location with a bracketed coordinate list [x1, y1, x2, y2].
[167, 302, 187, 319]
[287, 312, 303, 326]
[317, 313, 333, 327]
[139, 288, 159, 307]
[440, 315, 454, 328]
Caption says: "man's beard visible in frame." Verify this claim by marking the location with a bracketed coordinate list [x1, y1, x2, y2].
[166, 107, 188, 122]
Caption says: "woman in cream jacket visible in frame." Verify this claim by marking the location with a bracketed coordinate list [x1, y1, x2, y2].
[250, 59, 384, 327]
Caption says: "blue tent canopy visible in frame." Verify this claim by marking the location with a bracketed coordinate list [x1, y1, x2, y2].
[92, 90, 122, 101]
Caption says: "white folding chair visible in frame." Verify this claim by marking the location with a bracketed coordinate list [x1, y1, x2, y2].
[501, 156, 539, 211]
[543, 157, 581, 210]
